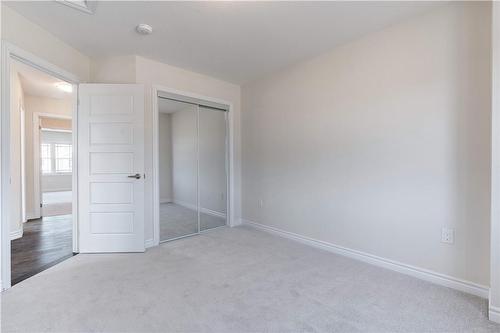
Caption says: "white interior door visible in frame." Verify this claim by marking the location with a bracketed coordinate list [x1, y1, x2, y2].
[78, 84, 145, 252]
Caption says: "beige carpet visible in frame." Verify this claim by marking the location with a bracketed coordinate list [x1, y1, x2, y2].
[1, 226, 499, 332]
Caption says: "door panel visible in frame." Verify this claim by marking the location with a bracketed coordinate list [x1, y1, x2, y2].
[90, 152, 134, 174]
[159, 101, 199, 241]
[90, 182, 134, 204]
[89, 123, 134, 145]
[78, 84, 144, 252]
[90, 95, 134, 115]
[199, 106, 227, 231]
[90, 212, 134, 234]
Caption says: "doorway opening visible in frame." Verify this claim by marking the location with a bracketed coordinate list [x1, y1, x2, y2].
[155, 90, 230, 243]
[40, 126, 73, 217]
[9, 59, 76, 285]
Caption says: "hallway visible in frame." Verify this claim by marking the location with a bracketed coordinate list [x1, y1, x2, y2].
[11, 215, 73, 285]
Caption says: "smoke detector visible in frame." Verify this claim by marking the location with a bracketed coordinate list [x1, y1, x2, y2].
[136, 24, 153, 35]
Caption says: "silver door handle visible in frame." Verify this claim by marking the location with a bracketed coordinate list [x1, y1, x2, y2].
[128, 174, 141, 179]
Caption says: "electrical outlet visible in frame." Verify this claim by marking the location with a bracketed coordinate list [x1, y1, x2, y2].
[258, 198, 264, 208]
[441, 227, 454, 244]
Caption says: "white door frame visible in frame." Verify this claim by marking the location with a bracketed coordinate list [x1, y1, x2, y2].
[0, 42, 80, 290]
[20, 106, 26, 224]
[491, 1, 500, 324]
[33, 112, 73, 220]
[152, 85, 235, 246]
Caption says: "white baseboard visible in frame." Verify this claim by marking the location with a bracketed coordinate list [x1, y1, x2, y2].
[242, 219, 489, 299]
[26, 212, 39, 220]
[160, 198, 172, 204]
[173, 200, 226, 219]
[200, 207, 226, 219]
[145, 238, 155, 249]
[173, 200, 197, 211]
[10, 228, 23, 240]
[489, 305, 500, 323]
[43, 188, 72, 192]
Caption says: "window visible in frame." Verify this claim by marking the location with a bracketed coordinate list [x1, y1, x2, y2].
[55, 144, 72, 173]
[41, 143, 52, 174]
[41, 142, 72, 174]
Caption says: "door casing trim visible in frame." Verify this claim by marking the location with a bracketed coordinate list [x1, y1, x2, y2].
[0, 42, 80, 290]
[151, 85, 235, 247]
[32, 112, 73, 220]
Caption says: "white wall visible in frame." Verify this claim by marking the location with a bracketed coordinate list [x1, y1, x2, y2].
[24, 95, 72, 218]
[24, 95, 73, 118]
[241, 3, 491, 286]
[159, 113, 173, 202]
[90, 56, 136, 84]
[41, 174, 71, 192]
[171, 108, 198, 206]
[9, 71, 24, 236]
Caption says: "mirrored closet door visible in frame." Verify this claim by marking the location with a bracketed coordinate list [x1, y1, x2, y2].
[158, 97, 228, 242]
[199, 106, 227, 231]
[159, 99, 198, 241]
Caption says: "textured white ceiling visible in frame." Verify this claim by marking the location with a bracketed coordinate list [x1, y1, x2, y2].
[5, 1, 445, 84]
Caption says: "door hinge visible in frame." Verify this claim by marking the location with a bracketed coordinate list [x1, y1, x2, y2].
[40, 203, 42, 208]
[144, 173, 146, 179]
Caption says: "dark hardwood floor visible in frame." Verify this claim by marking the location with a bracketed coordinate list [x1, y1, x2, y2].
[11, 214, 74, 285]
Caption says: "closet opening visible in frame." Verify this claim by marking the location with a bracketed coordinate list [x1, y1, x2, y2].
[155, 93, 229, 243]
